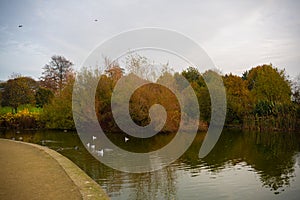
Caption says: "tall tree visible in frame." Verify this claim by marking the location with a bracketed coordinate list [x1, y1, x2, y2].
[182, 67, 200, 83]
[40, 55, 74, 93]
[2, 77, 38, 113]
[42, 76, 75, 129]
[125, 53, 159, 81]
[244, 64, 291, 103]
[180, 67, 211, 122]
[223, 73, 251, 124]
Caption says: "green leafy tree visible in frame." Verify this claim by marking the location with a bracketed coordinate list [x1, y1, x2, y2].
[201, 70, 226, 126]
[35, 87, 54, 108]
[181, 67, 205, 87]
[223, 74, 251, 124]
[2, 77, 38, 113]
[95, 74, 115, 130]
[42, 77, 75, 129]
[242, 64, 296, 131]
[244, 64, 291, 103]
[180, 67, 211, 122]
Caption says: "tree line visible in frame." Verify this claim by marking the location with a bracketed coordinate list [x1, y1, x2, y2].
[0, 54, 299, 131]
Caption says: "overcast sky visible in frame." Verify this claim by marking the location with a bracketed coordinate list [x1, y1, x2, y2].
[0, 0, 299, 81]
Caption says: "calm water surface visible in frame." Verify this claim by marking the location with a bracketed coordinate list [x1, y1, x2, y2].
[1, 129, 300, 200]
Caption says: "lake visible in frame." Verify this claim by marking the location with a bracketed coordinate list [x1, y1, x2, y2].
[1, 129, 300, 200]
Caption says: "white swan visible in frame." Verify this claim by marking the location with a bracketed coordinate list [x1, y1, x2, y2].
[96, 149, 104, 157]
[125, 137, 129, 142]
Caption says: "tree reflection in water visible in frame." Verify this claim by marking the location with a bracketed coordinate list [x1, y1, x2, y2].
[179, 130, 299, 194]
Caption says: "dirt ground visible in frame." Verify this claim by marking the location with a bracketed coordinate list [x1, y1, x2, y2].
[0, 139, 84, 200]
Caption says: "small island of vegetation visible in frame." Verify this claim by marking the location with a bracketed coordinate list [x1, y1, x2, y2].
[0, 54, 299, 133]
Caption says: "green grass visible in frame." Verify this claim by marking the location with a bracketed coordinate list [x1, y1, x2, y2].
[0, 104, 43, 115]
[0, 106, 13, 115]
[19, 104, 43, 113]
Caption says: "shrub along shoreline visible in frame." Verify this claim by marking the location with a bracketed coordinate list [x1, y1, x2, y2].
[0, 106, 298, 132]
[0, 107, 42, 130]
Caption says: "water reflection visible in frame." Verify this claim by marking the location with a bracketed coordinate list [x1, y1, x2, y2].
[179, 130, 299, 194]
[0, 129, 300, 199]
